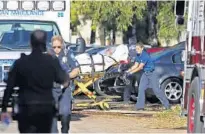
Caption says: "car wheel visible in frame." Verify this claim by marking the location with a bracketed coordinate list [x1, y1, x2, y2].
[161, 78, 183, 104]
[93, 78, 108, 96]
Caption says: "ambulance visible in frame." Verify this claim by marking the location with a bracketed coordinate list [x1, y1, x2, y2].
[0, 0, 70, 101]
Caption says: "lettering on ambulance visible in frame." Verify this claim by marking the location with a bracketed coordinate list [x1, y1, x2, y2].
[0, 11, 44, 16]
[0, 11, 9, 15]
[58, 12, 64, 17]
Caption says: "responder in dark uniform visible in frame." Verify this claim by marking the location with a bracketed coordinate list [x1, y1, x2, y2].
[126, 43, 170, 110]
[49, 36, 80, 133]
[0, 30, 69, 133]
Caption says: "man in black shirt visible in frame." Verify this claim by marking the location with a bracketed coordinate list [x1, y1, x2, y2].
[1, 30, 69, 133]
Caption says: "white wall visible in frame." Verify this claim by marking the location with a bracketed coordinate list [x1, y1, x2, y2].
[71, 17, 123, 45]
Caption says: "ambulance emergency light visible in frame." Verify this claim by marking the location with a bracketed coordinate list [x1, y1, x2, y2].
[0, 0, 66, 11]
[52, 1, 65, 11]
[0, 1, 3, 10]
[34, 0, 66, 11]
[6, 0, 19, 10]
[36, 1, 50, 11]
[21, 1, 35, 11]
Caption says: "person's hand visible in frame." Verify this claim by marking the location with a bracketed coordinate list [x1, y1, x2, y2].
[1, 112, 11, 122]
[62, 81, 69, 88]
[125, 71, 132, 76]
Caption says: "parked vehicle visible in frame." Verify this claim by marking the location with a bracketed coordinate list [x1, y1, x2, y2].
[85, 46, 107, 55]
[147, 47, 167, 53]
[94, 42, 185, 103]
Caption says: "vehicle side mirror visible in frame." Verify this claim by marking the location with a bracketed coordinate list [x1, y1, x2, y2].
[181, 50, 186, 62]
[76, 43, 86, 53]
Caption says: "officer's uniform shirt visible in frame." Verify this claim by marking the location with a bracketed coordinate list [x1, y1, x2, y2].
[61, 48, 79, 91]
[1, 50, 68, 112]
[50, 48, 79, 90]
[135, 49, 154, 72]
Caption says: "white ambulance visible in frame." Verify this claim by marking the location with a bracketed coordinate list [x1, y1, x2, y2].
[0, 0, 70, 100]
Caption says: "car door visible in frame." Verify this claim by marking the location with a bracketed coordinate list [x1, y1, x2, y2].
[172, 50, 184, 77]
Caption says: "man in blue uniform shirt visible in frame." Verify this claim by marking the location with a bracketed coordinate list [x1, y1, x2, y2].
[126, 43, 170, 110]
[49, 36, 80, 133]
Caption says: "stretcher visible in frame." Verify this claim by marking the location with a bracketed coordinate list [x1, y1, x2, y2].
[73, 55, 121, 110]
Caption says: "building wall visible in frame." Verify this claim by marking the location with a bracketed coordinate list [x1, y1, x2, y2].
[71, 17, 123, 45]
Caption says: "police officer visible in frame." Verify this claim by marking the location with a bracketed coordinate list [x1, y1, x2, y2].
[126, 43, 170, 110]
[49, 36, 80, 133]
[1, 30, 69, 133]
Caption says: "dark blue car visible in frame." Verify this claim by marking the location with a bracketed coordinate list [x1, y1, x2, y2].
[95, 42, 185, 103]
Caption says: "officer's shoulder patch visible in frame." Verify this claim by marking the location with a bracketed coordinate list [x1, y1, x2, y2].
[62, 56, 67, 63]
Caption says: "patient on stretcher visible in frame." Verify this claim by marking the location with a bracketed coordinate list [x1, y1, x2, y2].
[75, 44, 129, 73]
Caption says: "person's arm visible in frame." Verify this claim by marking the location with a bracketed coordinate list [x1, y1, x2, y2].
[127, 62, 139, 73]
[130, 55, 149, 73]
[53, 56, 69, 87]
[130, 63, 144, 73]
[127, 54, 141, 74]
[67, 50, 80, 78]
[69, 68, 80, 78]
[2, 61, 18, 112]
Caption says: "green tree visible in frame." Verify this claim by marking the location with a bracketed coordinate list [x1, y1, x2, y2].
[71, 1, 147, 32]
[157, 1, 186, 43]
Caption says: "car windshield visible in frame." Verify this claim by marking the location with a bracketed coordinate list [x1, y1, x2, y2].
[0, 21, 60, 50]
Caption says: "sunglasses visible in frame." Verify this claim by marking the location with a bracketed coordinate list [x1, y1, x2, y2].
[52, 46, 62, 49]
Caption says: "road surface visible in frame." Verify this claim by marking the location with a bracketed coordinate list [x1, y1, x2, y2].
[2, 110, 186, 133]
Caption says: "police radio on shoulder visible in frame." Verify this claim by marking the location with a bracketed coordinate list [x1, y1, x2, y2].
[0, 0, 66, 11]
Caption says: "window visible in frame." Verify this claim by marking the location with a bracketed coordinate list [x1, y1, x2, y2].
[172, 51, 183, 64]
[0, 21, 60, 50]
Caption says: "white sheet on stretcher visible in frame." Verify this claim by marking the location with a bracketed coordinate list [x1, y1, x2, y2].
[75, 44, 129, 73]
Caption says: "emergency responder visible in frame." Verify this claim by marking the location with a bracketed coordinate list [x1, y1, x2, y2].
[49, 35, 80, 133]
[0, 30, 69, 133]
[126, 43, 170, 110]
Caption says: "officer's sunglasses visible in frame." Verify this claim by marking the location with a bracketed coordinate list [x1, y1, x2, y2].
[52, 46, 62, 49]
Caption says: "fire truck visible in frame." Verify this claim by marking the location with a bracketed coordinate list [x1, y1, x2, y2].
[175, 0, 205, 133]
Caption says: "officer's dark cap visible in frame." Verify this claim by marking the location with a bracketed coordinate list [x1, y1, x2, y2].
[30, 29, 47, 48]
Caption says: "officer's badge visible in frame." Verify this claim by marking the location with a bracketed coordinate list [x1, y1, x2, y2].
[62, 56, 67, 63]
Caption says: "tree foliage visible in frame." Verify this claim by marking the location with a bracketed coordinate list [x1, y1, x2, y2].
[71, 1, 146, 31]
[156, 1, 186, 41]
[71, 1, 186, 43]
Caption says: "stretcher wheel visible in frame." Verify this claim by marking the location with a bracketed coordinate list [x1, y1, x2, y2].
[98, 102, 110, 110]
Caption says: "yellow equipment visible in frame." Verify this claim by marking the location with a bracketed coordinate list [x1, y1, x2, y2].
[73, 56, 121, 110]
